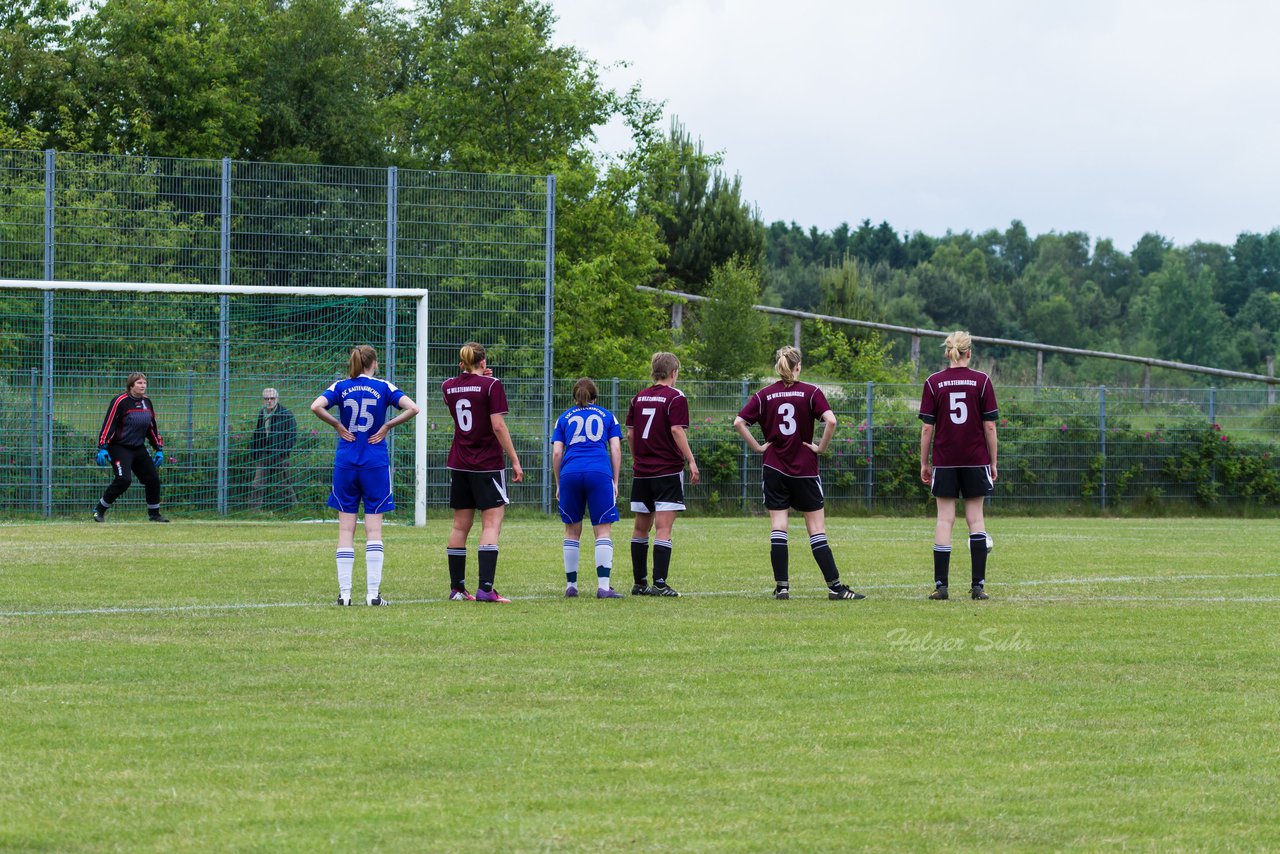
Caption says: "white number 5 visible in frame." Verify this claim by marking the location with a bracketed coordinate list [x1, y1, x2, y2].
[948, 392, 968, 425]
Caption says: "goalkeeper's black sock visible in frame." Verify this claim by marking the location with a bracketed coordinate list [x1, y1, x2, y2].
[933, 545, 951, 588]
[970, 533, 988, 588]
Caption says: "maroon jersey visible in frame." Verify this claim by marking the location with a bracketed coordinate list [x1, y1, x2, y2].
[625, 384, 690, 477]
[442, 373, 509, 471]
[98, 393, 162, 449]
[738, 380, 831, 477]
[918, 366, 998, 467]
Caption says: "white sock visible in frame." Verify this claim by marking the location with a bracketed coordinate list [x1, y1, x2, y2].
[563, 539, 580, 584]
[595, 537, 613, 589]
[366, 540, 384, 600]
[336, 548, 355, 599]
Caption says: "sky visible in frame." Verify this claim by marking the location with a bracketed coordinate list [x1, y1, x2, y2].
[546, 0, 1280, 250]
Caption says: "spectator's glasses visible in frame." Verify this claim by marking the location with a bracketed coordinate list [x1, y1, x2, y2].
[263, 397, 277, 401]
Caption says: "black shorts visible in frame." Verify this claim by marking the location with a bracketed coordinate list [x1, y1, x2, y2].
[931, 466, 993, 499]
[762, 466, 825, 512]
[630, 472, 685, 514]
[449, 469, 509, 510]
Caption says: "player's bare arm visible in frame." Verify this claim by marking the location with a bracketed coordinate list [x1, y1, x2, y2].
[310, 395, 355, 442]
[551, 441, 564, 499]
[671, 425, 700, 485]
[919, 422, 934, 483]
[609, 436, 622, 500]
[807, 410, 837, 454]
[491, 412, 523, 482]
[732, 415, 769, 454]
[369, 395, 420, 444]
[984, 419, 999, 481]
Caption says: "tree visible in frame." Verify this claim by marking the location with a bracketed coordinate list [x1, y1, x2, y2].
[0, 0, 77, 148]
[689, 258, 770, 379]
[391, 0, 612, 173]
[1142, 253, 1238, 368]
[637, 118, 764, 293]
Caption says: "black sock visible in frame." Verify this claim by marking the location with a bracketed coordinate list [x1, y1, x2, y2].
[631, 537, 649, 586]
[809, 533, 840, 585]
[770, 530, 789, 586]
[970, 533, 988, 587]
[478, 545, 498, 592]
[652, 539, 672, 586]
[933, 545, 951, 588]
[447, 548, 466, 589]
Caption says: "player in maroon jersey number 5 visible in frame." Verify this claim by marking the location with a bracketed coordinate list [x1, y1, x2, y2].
[442, 342, 524, 603]
[734, 346, 865, 600]
[918, 331, 998, 601]
[625, 352, 699, 597]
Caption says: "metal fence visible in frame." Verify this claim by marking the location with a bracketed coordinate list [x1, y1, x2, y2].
[546, 379, 1280, 512]
[0, 149, 554, 517]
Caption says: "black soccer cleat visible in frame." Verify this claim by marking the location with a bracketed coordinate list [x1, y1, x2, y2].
[929, 586, 949, 600]
[828, 584, 866, 600]
[93, 507, 106, 523]
[336, 596, 352, 606]
[148, 513, 170, 523]
[367, 595, 388, 606]
[970, 585, 989, 601]
[773, 586, 790, 600]
[649, 584, 680, 597]
[631, 582, 650, 596]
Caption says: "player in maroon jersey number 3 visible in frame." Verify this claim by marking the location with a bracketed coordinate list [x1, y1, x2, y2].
[734, 346, 865, 600]
[625, 352, 700, 596]
[442, 342, 524, 603]
[918, 331, 998, 601]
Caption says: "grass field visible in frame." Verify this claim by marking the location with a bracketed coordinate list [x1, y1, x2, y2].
[2, 515, 1278, 851]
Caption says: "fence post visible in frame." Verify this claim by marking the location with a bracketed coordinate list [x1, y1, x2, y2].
[384, 166, 398, 469]
[42, 149, 55, 516]
[910, 335, 920, 383]
[611, 377, 618, 413]
[1142, 364, 1152, 408]
[541, 174, 557, 514]
[1208, 385, 1215, 426]
[1036, 350, 1044, 391]
[793, 318, 802, 351]
[741, 378, 749, 509]
[1268, 356, 1276, 406]
[672, 301, 683, 332]
[865, 381, 874, 511]
[186, 369, 195, 461]
[30, 368, 39, 512]
[1099, 385, 1107, 510]
[216, 157, 231, 514]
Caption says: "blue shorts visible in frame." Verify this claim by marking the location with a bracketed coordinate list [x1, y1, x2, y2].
[558, 469, 619, 526]
[328, 465, 395, 514]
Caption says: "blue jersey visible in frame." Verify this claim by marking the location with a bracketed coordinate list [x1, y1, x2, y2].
[552, 404, 621, 477]
[319, 375, 405, 468]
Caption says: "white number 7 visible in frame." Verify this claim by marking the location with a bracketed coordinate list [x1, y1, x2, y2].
[640, 407, 656, 439]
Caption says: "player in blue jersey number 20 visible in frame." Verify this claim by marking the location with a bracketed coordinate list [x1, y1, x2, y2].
[552, 378, 625, 599]
[311, 345, 420, 607]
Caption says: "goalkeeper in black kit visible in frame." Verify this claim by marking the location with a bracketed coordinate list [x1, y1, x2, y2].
[93, 372, 168, 523]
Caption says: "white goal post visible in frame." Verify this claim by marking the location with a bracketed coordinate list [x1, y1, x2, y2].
[0, 278, 430, 526]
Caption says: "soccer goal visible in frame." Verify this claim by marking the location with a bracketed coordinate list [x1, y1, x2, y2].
[0, 279, 430, 525]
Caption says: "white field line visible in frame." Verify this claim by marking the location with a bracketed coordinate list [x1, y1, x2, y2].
[2, 572, 1278, 618]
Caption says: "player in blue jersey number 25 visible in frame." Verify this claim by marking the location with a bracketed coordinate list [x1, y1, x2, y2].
[311, 345, 420, 607]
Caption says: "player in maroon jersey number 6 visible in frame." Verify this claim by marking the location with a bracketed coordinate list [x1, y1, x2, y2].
[918, 331, 998, 601]
[626, 352, 699, 597]
[442, 342, 524, 602]
[734, 346, 865, 600]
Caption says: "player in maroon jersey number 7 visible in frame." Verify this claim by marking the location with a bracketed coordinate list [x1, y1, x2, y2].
[625, 352, 699, 597]
[918, 331, 999, 601]
[733, 346, 865, 601]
